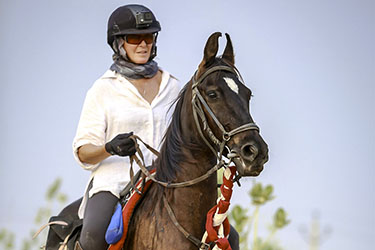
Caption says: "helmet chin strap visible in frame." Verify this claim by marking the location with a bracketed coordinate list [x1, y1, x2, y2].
[149, 33, 158, 60]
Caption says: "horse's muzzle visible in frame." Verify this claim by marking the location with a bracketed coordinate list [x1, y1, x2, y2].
[231, 139, 269, 176]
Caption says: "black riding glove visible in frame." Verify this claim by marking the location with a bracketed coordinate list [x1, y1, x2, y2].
[105, 132, 136, 157]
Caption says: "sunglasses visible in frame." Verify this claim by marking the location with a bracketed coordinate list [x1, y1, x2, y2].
[125, 33, 155, 45]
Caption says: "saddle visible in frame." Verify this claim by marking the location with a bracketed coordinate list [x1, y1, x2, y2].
[45, 214, 82, 250]
[44, 169, 154, 250]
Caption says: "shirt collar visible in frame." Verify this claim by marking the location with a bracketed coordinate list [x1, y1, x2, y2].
[101, 70, 117, 79]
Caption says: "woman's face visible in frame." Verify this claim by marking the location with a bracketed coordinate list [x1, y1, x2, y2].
[123, 33, 154, 64]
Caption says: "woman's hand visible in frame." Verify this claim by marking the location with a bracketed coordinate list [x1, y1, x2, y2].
[77, 132, 136, 165]
[105, 132, 136, 156]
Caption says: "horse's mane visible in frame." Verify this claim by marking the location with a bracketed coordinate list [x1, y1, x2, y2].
[153, 82, 199, 182]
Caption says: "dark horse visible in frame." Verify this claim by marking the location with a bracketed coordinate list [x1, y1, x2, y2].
[123, 32, 268, 249]
[46, 32, 268, 250]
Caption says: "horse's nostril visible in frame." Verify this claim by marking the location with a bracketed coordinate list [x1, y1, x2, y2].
[241, 143, 259, 162]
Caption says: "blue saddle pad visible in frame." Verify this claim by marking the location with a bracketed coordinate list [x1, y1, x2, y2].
[105, 202, 124, 244]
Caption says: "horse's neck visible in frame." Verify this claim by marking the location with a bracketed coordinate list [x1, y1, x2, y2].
[165, 108, 219, 234]
[174, 84, 218, 195]
[164, 161, 218, 237]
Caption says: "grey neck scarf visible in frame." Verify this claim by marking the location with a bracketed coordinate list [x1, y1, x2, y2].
[110, 37, 159, 80]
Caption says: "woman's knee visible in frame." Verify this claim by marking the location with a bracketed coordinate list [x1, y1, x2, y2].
[80, 226, 107, 250]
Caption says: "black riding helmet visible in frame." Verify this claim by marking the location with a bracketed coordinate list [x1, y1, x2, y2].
[107, 4, 161, 59]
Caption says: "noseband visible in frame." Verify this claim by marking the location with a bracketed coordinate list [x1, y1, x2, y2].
[191, 65, 260, 161]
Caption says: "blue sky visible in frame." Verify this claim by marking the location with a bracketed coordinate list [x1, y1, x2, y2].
[0, 0, 374, 249]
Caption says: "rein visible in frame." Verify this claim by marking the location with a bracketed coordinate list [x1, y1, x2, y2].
[129, 135, 225, 189]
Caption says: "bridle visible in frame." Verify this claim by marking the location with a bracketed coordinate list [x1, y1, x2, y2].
[191, 64, 260, 163]
[128, 64, 261, 249]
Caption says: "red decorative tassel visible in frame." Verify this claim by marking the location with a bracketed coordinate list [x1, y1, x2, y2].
[204, 166, 237, 250]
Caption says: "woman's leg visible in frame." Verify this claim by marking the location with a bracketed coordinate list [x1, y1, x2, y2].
[79, 191, 118, 250]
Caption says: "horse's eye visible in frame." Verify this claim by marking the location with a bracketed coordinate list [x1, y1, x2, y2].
[207, 90, 218, 99]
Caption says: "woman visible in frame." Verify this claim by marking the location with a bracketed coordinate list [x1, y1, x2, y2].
[72, 4, 181, 249]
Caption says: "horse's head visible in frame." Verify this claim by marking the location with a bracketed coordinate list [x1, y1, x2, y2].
[193, 32, 268, 176]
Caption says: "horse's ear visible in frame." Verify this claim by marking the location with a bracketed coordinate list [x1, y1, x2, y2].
[197, 32, 221, 77]
[222, 33, 235, 65]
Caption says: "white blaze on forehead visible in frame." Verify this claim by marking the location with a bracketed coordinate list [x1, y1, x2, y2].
[223, 77, 239, 94]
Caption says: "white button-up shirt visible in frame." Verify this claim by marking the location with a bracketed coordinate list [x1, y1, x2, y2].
[73, 69, 181, 218]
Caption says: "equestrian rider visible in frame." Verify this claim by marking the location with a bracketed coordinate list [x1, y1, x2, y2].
[72, 4, 181, 249]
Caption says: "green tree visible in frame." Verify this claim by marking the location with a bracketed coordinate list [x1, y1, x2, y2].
[229, 182, 290, 250]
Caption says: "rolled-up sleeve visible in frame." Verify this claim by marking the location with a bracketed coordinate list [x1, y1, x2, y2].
[73, 85, 107, 171]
